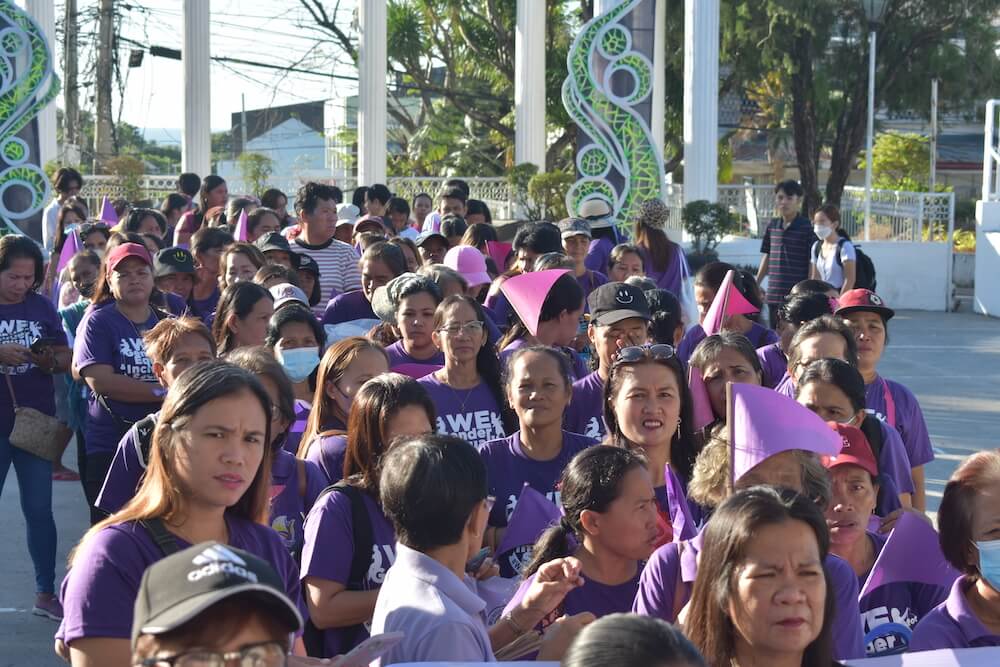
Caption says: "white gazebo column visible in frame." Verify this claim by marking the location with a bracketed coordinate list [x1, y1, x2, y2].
[515, 0, 546, 171]
[25, 0, 57, 168]
[651, 0, 667, 165]
[182, 0, 211, 176]
[682, 0, 719, 203]
[357, 0, 387, 186]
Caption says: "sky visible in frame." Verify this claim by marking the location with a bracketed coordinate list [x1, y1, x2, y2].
[48, 0, 361, 141]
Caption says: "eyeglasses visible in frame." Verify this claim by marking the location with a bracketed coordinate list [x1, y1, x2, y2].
[138, 640, 286, 667]
[613, 344, 676, 364]
[438, 321, 485, 337]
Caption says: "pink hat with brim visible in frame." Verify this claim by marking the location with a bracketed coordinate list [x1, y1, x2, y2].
[444, 245, 491, 288]
[107, 243, 153, 272]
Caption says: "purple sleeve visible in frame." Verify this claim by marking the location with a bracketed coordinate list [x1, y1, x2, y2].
[826, 554, 866, 660]
[676, 325, 706, 366]
[408, 623, 493, 662]
[95, 425, 146, 514]
[301, 491, 355, 585]
[41, 297, 69, 347]
[321, 292, 354, 325]
[72, 308, 113, 372]
[632, 543, 683, 621]
[878, 422, 914, 495]
[896, 384, 934, 468]
[302, 459, 328, 510]
[57, 528, 146, 643]
[910, 605, 965, 651]
[585, 238, 612, 274]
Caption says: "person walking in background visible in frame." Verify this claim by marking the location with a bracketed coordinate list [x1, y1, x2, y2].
[756, 180, 817, 328]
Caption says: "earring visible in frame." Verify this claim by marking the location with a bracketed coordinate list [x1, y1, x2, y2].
[677, 416, 682, 430]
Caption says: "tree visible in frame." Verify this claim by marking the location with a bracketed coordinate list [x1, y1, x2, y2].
[861, 132, 931, 191]
[722, 0, 1000, 212]
[237, 152, 275, 197]
[300, 0, 580, 176]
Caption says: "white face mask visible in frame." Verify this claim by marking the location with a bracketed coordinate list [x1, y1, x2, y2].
[814, 224, 833, 239]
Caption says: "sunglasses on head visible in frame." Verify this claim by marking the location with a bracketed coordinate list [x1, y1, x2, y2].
[80, 222, 110, 235]
[613, 344, 676, 365]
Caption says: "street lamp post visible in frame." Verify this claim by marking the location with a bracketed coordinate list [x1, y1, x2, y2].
[862, 0, 889, 242]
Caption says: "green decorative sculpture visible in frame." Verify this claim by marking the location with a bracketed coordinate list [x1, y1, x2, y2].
[563, 0, 663, 237]
[0, 1, 60, 235]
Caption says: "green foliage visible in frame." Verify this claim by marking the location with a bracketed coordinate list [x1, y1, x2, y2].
[682, 200, 741, 254]
[104, 155, 145, 201]
[54, 108, 182, 175]
[528, 171, 574, 221]
[858, 132, 930, 191]
[507, 163, 539, 218]
[237, 152, 275, 197]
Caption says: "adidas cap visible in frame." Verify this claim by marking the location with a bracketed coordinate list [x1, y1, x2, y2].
[131, 541, 302, 648]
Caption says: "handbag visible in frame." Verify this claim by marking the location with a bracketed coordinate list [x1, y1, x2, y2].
[5, 373, 66, 462]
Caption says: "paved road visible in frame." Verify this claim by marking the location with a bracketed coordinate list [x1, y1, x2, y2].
[1, 310, 998, 666]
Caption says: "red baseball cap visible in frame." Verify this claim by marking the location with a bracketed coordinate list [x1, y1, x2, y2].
[835, 289, 894, 321]
[822, 422, 879, 477]
[107, 243, 153, 273]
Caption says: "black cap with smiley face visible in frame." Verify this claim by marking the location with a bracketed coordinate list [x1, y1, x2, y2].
[588, 282, 652, 326]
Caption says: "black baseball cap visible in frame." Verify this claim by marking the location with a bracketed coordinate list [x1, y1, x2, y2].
[255, 232, 301, 268]
[154, 247, 195, 278]
[588, 282, 651, 326]
[297, 253, 320, 276]
[415, 230, 448, 247]
[131, 541, 302, 649]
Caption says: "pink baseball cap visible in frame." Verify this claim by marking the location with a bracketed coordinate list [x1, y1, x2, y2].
[443, 245, 491, 288]
[107, 243, 153, 272]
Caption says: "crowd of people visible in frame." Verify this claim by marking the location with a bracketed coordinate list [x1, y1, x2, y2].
[0, 168, 995, 666]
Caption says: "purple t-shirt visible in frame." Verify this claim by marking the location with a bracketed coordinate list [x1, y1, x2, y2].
[284, 399, 312, 455]
[480, 431, 596, 528]
[504, 567, 640, 631]
[756, 342, 787, 389]
[189, 286, 219, 323]
[585, 237, 615, 275]
[322, 289, 375, 326]
[304, 433, 348, 486]
[858, 531, 950, 656]
[57, 516, 301, 645]
[911, 576, 1000, 651]
[96, 411, 159, 514]
[678, 321, 779, 366]
[385, 340, 444, 368]
[639, 243, 687, 297]
[418, 374, 507, 448]
[633, 531, 866, 660]
[875, 418, 915, 497]
[562, 370, 606, 440]
[270, 448, 326, 558]
[301, 486, 397, 657]
[576, 270, 608, 304]
[162, 291, 188, 316]
[73, 304, 162, 453]
[0, 292, 67, 436]
[865, 375, 934, 468]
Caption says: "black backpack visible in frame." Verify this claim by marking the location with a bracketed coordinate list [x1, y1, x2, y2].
[302, 481, 375, 658]
[812, 238, 876, 291]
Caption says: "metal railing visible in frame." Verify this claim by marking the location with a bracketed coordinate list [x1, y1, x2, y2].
[75, 174, 952, 243]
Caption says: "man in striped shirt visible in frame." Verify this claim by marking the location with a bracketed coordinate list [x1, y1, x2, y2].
[756, 180, 818, 328]
[291, 182, 362, 316]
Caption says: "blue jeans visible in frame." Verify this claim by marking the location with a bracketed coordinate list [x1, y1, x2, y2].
[0, 435, 57, 594]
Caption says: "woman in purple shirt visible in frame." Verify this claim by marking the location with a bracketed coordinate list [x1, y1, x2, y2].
[632, 199, 688, 297]
[55, 361, 302, 666]
[210, 281, 274, 355]
[677, 261, 778, 365]
[480, 346, 597, 574]
[821, 424, 947, 656]
[372, 272, 445, 369]
[504, 447, 658, 629]
[836, 289, 935, 512]
[187, 226, 232, 322]
[302, 373, 437, 658]
[911, 451, 1000, 651]
[757, 290, 833, 388]
[689, 332, 764, 428]
[299, 337, 389, 466]
[73, 243, 168, 524]
[684, 487, 835, 667]
[0, 235, 72, 621]
[418, 296, 512, 449]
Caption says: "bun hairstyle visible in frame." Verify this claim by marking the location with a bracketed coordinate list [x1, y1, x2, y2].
[522, 447, 647, 577]
[778, 291, 834, 327]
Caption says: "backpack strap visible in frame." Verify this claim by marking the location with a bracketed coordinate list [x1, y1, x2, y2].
[859, 414, 885, 468]
[133, 413, 159, 469]
[142, 518, 181, 556]
[834, 238, 847, 268]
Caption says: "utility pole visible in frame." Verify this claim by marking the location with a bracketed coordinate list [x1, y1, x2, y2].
[63, 0, 79, 151]
[241, 93, 247, 157]
[93, 0, 115, 173]
[930, 78, 938, 192]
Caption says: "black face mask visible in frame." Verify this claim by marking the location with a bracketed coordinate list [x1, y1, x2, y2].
[76, 281, 96, 299]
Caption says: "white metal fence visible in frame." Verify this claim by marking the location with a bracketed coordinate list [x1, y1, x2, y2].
[76, 174, 952, 243]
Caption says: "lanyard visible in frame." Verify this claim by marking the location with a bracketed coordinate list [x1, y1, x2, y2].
[881, 377, 897, 429]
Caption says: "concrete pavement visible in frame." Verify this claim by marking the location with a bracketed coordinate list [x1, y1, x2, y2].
[1, 310, 998, 666]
